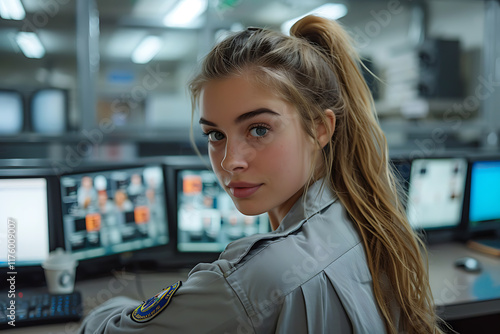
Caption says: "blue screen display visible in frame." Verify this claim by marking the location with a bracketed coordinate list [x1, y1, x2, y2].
[469, 161, 500, 224]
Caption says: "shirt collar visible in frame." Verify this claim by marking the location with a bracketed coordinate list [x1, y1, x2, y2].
[275, 178, 338, 233]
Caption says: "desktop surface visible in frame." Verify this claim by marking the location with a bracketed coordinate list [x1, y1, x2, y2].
[1, 242, 499, 333]
[427, 242, 500, 320]
[1, 268, 190, 333]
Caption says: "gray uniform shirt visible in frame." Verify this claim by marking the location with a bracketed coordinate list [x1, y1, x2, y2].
[79, 180, 390, 333]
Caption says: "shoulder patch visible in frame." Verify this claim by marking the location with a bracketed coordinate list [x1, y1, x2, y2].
[131, 281, 182, 323]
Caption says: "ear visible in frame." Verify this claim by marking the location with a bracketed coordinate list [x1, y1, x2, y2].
[316, 109, 336, 148]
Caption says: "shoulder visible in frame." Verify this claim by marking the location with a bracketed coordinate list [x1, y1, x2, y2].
[184, 197, 384, 333]
[191, 198, 367, 295]
[227, 198, 366, 279]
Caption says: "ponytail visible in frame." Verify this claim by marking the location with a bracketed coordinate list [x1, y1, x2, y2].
[291, 16, 444, 334]
[189, 15, 445, 333]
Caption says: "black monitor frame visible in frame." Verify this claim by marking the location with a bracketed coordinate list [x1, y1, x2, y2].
[0, 167, 60, 287]
[402, 154, 470, 244]
[462, 154, 500, 240]
[389, 156, 412, 210]
[28, 88, 70, 134]
[0, 88, 27, 134]
[165, 155, 272, 266]
[163, 156, 222, 267]
[57, 159, 173, 278]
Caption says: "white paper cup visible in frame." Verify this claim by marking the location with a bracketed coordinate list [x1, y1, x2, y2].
[42, 248, 78, 294]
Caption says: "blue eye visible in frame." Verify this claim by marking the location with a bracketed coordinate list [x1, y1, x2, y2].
[250, 126, 268, 137]
[207, 131, 225, 142]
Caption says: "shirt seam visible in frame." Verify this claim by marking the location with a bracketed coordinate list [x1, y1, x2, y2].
[246, 241, 363, 316]
[220, 265, 257, 334]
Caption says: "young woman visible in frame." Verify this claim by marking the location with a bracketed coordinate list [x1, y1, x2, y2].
[79, 15, 444, 333]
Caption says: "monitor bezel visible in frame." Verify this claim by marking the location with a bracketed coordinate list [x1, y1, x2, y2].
[389, 156, 412, 210]
[164, 156, 224, 267]
[402, 154, 470, 244]
[462, 154, 500, 239]
[0, 88, 26, 134]
[0, 168, 59, 287]
[57, 160, 173, 277]
[28, 87, 70, 134]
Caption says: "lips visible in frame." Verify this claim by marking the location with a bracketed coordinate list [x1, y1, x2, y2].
[227, 182, 262, 199]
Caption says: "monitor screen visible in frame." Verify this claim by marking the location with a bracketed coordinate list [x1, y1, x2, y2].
[391, 158, 411, 208]
[406, 158, 468, 230]
[31, 89, 67, 134]
[468, 160, 500, 229]
[0, 90, 24, 134]
[0, 178, 50, 266]
[60, 165, 168, 260]
[177, 169, 270, 252]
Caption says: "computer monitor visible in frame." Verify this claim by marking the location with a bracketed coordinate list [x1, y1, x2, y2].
[406, 157, 468, 230]
[59, 164, 169, 265]
[467, 159, 500, 233]
[0, 177, 50, 267]
[165, 156, 270, 256]
[30, 88, 68, 134]
[390, 158, 411, 208]
[0, 89, 24, 134]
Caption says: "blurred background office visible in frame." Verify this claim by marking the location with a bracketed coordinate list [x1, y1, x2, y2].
[2, 2, 500, 332]
[1, 0, 499, 164]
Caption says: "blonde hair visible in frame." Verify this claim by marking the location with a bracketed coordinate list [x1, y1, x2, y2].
[189, 15, 444, 334]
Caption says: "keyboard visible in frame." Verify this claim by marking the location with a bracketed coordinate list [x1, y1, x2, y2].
[0, 291, 83, 329]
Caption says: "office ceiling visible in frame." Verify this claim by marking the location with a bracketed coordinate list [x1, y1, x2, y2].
[0, 0, 485, 71]
[0, 0, 374, 62]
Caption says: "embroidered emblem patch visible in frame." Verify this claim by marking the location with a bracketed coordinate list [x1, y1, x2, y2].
[131, 281, 182, 323]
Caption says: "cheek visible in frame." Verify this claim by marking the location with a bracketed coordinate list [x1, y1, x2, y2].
[290, 142, 314, 178]
[209, 149, 222, 172]
[260, 138, 309, 177]
[209, 151, 225, 184]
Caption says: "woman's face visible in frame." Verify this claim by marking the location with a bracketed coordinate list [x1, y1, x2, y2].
[200, 74, 317, 228]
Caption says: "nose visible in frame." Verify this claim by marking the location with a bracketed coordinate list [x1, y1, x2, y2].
[221, 137, 250, 173]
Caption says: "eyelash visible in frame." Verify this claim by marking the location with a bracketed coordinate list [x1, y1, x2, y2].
[249, 123, 271, 138]
[202, 130, 224, 142]
[202, 123, 272, 142]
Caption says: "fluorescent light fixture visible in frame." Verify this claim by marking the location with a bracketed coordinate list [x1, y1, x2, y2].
[131, 35, 162, 64]
[0, 0, 25, 20]
[281, 3, 348, 34]
[163, 0, 208, 28]
[16, 32, 45, 59]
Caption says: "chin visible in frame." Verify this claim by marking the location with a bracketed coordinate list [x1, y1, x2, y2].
[233, 201, 267, 217]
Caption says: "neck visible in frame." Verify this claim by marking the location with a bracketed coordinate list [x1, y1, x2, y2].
[267, 212, 280, 231]
[267, 186, 305, 231]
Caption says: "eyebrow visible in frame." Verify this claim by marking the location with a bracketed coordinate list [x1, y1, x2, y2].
[199, 108, 280, 126]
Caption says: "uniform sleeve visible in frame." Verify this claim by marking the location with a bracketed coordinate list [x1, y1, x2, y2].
[78, 264, 254, 334]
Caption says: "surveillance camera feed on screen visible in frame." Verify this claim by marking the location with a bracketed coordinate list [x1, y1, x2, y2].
[178, 170, 270, 252]
[406, 158, 467, 230]
[469, 160, 500, 228]
[60, 166, 168, 260]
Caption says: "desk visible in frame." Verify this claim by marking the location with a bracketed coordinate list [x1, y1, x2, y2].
[4, 243, 500, 333]
[3, 269, 191, 334]
[427, 242, 500, 321]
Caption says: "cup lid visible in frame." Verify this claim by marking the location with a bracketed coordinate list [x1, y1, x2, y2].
[42, 248, 78, 270]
